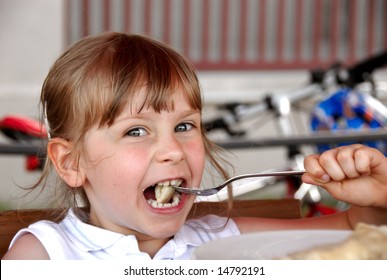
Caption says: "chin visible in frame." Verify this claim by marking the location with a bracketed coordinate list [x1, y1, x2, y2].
[151, 218, 187, 238]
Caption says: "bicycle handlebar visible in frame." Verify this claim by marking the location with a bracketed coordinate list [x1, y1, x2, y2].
[339, 50, 387, 87]
[0, 143, 45, 156]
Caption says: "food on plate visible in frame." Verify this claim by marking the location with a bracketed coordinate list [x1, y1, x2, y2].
[282, 223, 387, 260]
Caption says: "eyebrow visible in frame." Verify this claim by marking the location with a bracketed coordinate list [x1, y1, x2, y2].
[114, 109, 201, 123]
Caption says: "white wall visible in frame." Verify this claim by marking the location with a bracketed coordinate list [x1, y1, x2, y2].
[0, 0, 63, 209]
[0, 0, 63, 114]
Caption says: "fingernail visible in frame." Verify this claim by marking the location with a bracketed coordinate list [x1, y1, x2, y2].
[320, 174, 330, 183]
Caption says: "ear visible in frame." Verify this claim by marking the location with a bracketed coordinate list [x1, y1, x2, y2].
[47, 138, 86, 187]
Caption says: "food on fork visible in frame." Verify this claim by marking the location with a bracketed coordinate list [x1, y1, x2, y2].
[282, 223, 387, 260]
[155, 181, 177, 204]
[155, 185, 174, 204]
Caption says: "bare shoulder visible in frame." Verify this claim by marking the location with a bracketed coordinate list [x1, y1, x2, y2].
[2, 233, 50, 260]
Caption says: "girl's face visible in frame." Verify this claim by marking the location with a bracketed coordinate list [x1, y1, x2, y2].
[79, 88, 205, 240]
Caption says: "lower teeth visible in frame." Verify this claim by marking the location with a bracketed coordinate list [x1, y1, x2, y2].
[147, 192, 181, 208]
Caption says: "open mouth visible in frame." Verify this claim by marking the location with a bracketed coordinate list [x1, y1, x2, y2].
[144, 179, 183, 208]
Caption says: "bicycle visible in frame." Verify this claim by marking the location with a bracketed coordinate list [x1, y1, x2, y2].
[200, 50, 387, 217]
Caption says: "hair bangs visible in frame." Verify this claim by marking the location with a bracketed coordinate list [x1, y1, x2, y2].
[98, 35, 203, 126]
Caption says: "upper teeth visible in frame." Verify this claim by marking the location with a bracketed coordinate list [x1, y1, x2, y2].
[154, 179, 182, 204]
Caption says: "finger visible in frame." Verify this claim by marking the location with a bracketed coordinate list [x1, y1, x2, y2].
[335, 145, 362, 179]
[302, 172, 330, 185]
[318, 148, 347, 181]
[303, 154, 330, 183]
[316, 180, 344, 201]
[353, 146, 376, 176]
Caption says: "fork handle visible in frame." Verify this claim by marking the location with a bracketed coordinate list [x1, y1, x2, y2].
[222, 170, 305, 187]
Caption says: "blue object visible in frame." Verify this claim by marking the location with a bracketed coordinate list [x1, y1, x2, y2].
[310, 88, 387, 155]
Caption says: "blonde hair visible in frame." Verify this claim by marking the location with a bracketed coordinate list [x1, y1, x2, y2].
[34, 32, 231, 211]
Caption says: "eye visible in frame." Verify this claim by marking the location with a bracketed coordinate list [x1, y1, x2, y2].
[125, 127, 147, 137]
[175, 123, 193, 132]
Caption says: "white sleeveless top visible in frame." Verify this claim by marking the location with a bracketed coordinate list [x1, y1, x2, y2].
[9, 209, 240, 260]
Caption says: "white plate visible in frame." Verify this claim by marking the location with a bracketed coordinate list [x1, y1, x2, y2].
[191, 230, 352, 259]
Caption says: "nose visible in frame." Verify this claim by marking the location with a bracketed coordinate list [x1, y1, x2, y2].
[154, 134, 185, 164]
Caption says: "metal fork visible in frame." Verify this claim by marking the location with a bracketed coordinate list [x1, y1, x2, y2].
[172, 170, 305, 196]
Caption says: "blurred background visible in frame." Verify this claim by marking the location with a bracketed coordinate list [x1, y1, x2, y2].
[0, 0, 386, 210]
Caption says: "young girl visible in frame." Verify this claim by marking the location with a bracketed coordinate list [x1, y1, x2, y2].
[3, 32, 387, 260]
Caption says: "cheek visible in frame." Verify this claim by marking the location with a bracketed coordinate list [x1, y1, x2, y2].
[83, 146, 150, 185]
[187, 141, 206, 172]
[106, 148, 150, 176]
